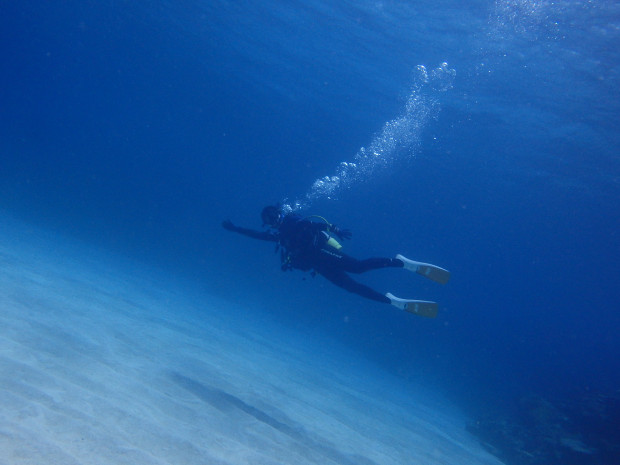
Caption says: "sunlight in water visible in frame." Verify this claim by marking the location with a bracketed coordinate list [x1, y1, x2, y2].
[489, 0, 566, 41]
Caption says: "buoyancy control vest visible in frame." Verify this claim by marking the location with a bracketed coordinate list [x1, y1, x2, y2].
[276, 215, 342, 271]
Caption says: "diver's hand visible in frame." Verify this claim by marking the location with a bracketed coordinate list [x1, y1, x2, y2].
[222, 219, 237, 232]
[332, 226, 352, 240]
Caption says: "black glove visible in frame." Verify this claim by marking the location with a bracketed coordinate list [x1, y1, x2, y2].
[332, 225, 352, 240]
[222, 219, 237, 232]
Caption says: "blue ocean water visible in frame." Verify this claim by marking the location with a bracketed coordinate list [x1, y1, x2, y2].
[1, 0, 619, 456]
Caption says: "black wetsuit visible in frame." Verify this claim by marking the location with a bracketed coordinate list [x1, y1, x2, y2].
[225, 214, 403, 304]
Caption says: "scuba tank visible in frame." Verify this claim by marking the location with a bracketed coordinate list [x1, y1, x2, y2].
[277, 214, 343, 271]
[305, 215, 342, 249]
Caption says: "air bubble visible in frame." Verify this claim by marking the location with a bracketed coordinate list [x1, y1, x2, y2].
[283, 63, 455, 211]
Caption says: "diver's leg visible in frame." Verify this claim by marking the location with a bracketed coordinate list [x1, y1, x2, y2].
[318, 248, 402, 274]
[316, 265, 440, 317]
[317, 267, 391, 304]
[352, 257, 403, 273]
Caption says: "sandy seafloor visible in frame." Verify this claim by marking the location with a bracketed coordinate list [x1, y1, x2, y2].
[0, 214, 503, 465]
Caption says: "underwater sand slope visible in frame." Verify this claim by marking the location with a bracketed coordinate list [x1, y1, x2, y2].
[0, 216, 502, 465]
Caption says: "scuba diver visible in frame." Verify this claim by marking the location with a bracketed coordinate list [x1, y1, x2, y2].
[222, 205, 450, 318]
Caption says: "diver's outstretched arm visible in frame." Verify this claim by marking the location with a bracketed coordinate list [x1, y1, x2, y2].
[222, 220, 277, 242]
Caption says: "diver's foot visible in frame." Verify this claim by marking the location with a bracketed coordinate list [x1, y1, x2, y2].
[395, 254, 451, 285]
[385, 292, 438, 318]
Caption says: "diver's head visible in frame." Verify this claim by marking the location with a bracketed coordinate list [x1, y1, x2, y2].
[261, 205, 283, 228]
